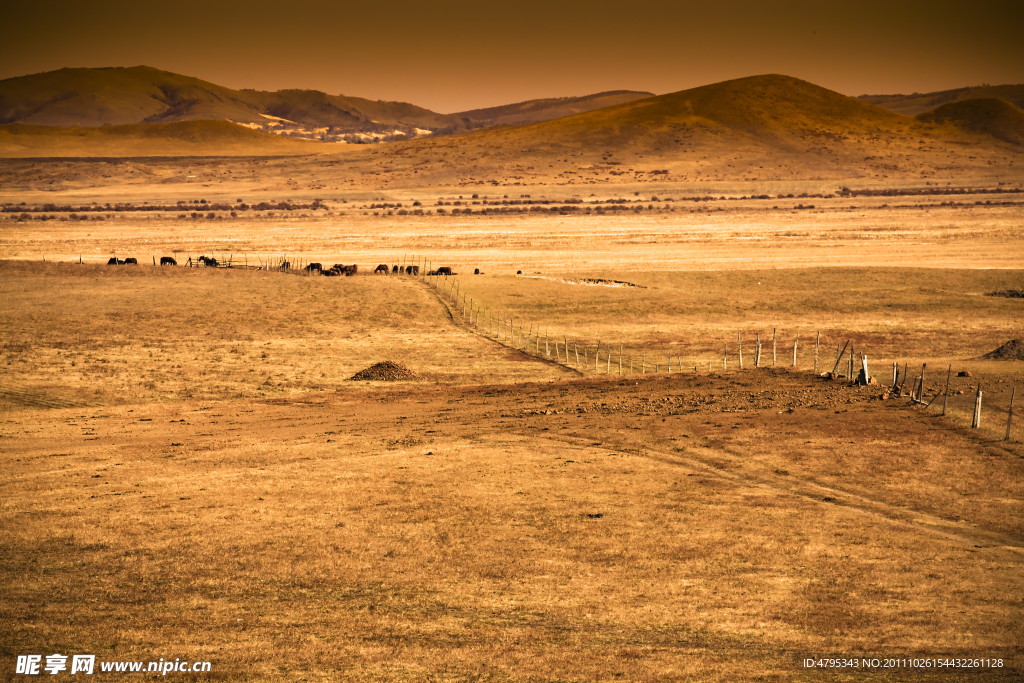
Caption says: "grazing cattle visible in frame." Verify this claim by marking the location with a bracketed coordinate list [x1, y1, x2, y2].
[107, 257, 124, 265]
[347, 264, 358, 275]
[392, 265, 399, 274]
[374, 264, 389, 274]
[404, 265, 413, 275]
[434, 266, 452, 276]
[322, 269, 339, 277]
[160, 256, 177, 266]
[124, 257, 138, 265]
[305, 262, 323, 273]
[199, 255, 218, 267]
[280, 261, 290, 271]
[412, 265, 419, 275]
[474, 268, 480, 274]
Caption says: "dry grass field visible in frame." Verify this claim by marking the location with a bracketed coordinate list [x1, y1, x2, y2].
[2, 233, 1023, 680]
[1, 107, 1023, 680]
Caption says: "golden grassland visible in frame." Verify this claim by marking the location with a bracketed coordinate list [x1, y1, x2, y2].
[1, 192, 1023, 680]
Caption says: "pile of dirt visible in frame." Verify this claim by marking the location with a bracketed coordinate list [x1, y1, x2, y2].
[349, 361, 418, 381]
[977, 339, 1024, 361]
[985, 289, 1024, 298]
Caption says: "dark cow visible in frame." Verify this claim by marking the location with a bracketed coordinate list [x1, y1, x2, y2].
[160, 256, 177, 266]
[374, 264, 389, 274]
[411, 265, 419, 275]
[107, 257, 124, 265]
[305, 262, 323, 273]
[280, 261, 290, 271]
[346, 264, 358, 276]
[199, 255, 218, 267]
[392, 265, 399, 274]
[404, 265, 413, 275]
[434, 266, 453, 276]
[474, 268, 480, 274]
[322, 269, 339, 277]
[124, 257, 138, 265]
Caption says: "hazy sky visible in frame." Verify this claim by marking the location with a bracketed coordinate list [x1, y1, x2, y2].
[3, 0, 1021, 112]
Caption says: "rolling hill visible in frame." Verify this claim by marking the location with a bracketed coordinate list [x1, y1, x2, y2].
[860, 84, 1024, 116]
[0, 66, 653, 142]
[453, 91, 654, 127]
[916, 98, 1024, 147]
[350, 74, 1024, 187]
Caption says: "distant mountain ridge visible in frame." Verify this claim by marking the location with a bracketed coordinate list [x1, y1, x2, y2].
[453, 91, 654, 127]
[860, 84, 1024, 116]
[0, 66, 652, 143]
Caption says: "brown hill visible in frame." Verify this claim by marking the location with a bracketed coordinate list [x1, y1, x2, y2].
[0, 120, 331, 157]
[859, 84, 1024, 116]
[355, 74, 1024, 186]
[917, 98, 1024, 147]
[0, 66, 465, 138]
[453, 91, 654, 127]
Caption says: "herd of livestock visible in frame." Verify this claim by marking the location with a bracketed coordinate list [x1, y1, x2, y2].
[106, 256, 464, 276]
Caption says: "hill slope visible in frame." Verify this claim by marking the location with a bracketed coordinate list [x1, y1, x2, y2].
[860, 84, 1024, 116]
[0, 120, 334, 157]
[453, 91, 654, 127]
[0, 67, 652, 141]
[917, 98, 1024, 147]
[353, 74, 1024, 187]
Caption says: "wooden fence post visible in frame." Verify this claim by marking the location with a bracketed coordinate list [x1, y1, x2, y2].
[595, 341, 601, 371]
[792, 335, 799, 367]
[772, 328, 777, 366]
[619, 345, 623, 375]
[738, 332, 743, 369]
[918, 363, 927, 401]
[892, 362, 898, 388]
[755, 334, 761, 368]
[642, 353, 646, 374]
[861, 355, 869, 385]
[831, 340, 850, 375]
[942, 365, 951, 416]
[724, 344, 728, 370]
[607, 349, 611, 374]
[972, 385, 983, 428]
[545, 331, 549, 356]
[813, 331, 820, 374]
[1006, 387, 1016, 441]
[667, 355, 671, 374]
[573, 336, 580, 366]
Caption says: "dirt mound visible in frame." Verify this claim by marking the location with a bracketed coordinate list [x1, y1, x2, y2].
[977, 339, 1024, 361]
[349, 361, 418, 381]
[986, 289, 1024, 299]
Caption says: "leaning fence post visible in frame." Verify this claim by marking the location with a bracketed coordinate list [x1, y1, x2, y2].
[942, 364, 951, 416]
[1006, 387, 1016, 441]
[831, 340, 850, 375]
[755, 334, 761, 367]
[972, 385, 983, 428]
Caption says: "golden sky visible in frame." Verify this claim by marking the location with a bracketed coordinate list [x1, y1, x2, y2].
[2, 0, 1021, 113]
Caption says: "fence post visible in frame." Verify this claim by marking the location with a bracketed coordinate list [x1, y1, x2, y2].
[642, 353, 646, 374]
[831, 340, 850, 375]
[596, 341, 601, 371]
[892, 362, 898, 388]
[792, 335, 799, 367]
[667, 355, 671, 374]
[607, 349, 611, 374]
[755, 333, 761, 368]
[724, 344, 727, 370]
[619, 345, 623, 375]
[918, 364, 927, 401]
[1006, 387, 1016, 441]
[942, 365, 951, 416]
[772, 328, 777, 366]
[573, 336, 580, 366]
[738, 332, 743, 369]
[972, 385, 983, 428]
[813, 331, 820, 374]
[861, 355, 869, 385]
